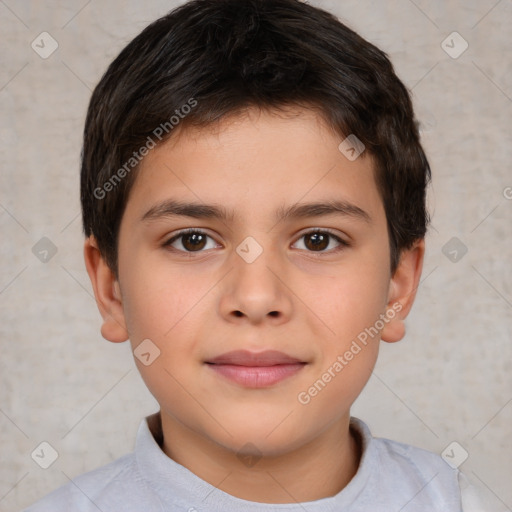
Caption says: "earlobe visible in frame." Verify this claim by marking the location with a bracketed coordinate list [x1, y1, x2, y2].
[83, 236, 129, 343]
[381, 239, 425, 344]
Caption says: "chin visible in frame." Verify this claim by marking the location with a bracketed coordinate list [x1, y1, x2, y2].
[209, 413, 318, 457]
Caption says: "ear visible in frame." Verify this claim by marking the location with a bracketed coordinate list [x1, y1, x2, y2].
[83, 236, 129, 343]
[380, 239, 425, 343]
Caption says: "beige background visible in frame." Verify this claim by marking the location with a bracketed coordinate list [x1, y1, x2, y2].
[1, 0, 511, 510]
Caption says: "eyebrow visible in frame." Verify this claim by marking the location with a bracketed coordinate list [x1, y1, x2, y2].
[141, 198, 371, 224]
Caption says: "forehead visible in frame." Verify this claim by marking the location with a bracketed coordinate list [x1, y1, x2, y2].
[124, 106, 385, 226]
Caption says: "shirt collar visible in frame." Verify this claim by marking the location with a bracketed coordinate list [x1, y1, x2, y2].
[135, 412, 376, 511]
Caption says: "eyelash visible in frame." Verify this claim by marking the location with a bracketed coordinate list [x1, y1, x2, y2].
[162, 228, 350, 255]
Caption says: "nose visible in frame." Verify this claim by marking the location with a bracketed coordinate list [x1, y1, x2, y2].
[218, 248, 293, 325]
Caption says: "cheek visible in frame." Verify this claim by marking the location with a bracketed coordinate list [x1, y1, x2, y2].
[122, 274, 205, 413]
[297, 260, 390, 345]
[120, 253, 205, 341]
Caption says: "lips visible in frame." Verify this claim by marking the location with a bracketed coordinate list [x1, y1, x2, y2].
[206, 350, 307, 388]
[207, 350, 304, 366]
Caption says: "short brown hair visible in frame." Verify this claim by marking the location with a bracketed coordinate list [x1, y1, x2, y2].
[81, 0, 430, 275]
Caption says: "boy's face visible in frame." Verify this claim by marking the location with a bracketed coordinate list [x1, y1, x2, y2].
[86, 107, 423, 457]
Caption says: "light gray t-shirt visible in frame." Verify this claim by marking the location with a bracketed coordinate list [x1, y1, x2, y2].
[24, 414, 490, 511]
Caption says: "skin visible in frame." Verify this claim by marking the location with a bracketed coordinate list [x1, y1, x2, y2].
[84, 107, 424, 504]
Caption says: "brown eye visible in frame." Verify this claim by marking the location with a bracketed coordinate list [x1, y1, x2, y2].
[304, 232, 329, 251]
[165, 230, 217, 252]
[292, 230, 348, 253]
[181, 232, 207, 251]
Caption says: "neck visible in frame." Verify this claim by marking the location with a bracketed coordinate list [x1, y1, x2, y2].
[158, 412, 361, 504]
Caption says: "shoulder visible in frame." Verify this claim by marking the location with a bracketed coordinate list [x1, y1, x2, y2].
[351, 418, 463, 510]
[376, 433, 455, 477]
[23, 453, 155, 512]
[352, 417, 457, 480]
[368, 437, 499, 512]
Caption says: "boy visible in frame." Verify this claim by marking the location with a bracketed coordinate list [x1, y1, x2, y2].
[26, 0, 490, 510]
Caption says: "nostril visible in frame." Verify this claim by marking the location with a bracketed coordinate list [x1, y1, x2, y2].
[268, 311, 279, 317]
[233, 310, 244, 317]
